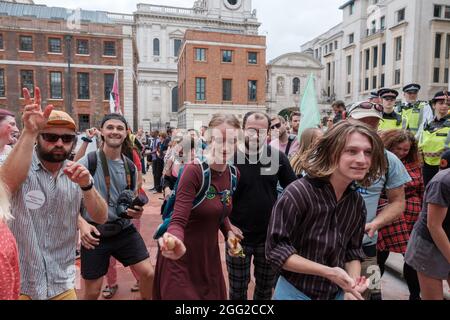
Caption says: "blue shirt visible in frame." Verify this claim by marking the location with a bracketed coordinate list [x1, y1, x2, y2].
[357, 150, 411, 246]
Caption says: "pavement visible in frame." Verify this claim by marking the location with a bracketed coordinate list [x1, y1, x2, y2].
[74, 170, 446, 300]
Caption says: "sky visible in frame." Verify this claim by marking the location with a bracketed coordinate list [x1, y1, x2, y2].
[35, 0, 344, 61]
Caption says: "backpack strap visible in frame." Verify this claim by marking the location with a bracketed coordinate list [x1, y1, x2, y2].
[192, 161, 211, 210]
[87, 151, 98, 177]
[229, 164, 238, 195]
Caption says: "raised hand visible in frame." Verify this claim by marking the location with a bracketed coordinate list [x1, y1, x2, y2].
[86, 127, 98, 139]
[22, 87, 54, 134]
[63, 161, 91, 188]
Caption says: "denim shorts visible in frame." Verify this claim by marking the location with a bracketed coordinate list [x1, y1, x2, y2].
[272, 276, 344, 300]
[405, 229, 450, 280]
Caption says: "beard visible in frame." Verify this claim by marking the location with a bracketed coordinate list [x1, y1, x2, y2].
[36, 143, 72, 163]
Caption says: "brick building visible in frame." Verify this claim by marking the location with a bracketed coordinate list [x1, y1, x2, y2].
[0, 1, 135, 131]
[177, 29, 266, 129]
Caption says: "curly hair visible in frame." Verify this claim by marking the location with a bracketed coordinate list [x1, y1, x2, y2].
[380, 129, 420, 164]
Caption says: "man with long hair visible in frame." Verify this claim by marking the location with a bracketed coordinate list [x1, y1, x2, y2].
[266, 121, 386, 300]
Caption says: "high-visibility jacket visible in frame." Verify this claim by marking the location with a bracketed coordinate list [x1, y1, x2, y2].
[397, 101, 429, 134]
[420, 116, 450, 166]
[378, 112, 408, 131]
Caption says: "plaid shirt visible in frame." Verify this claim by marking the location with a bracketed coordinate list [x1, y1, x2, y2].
[377, 161, 424, 253]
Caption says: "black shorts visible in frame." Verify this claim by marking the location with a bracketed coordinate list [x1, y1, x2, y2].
[80, 225, 150, 280]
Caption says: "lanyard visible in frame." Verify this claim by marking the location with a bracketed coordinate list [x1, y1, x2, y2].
[99, 150, 132, 203]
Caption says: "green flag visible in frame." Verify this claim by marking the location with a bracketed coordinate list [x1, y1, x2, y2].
[298, 74, 321, 142]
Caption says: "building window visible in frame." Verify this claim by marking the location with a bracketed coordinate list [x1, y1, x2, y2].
[445, 6, 450, 19]
[381, 73, 385, 87]
[77, 39, 89, 55]
[434, 5, 442, 18]
[77, 73, 90, 99]
[104, 74, 114, 100]
[195, 48, 206, 61]
[347, 55, 352, 75]
[394, 69, 401, 85]
[373, 46, 378, 68]
[174, 39, 182, 57]
[334, 41, 338, 49]
[19, 36, 33, 51]
[372, 76, 377, 89]
[349, 2, 355, 15]
[396, 8, 405, 23]
[365, 49, 370, 70]
[347, 81, 351, 94]
[434, 68, 440, 83]
[49, 72, 62, 99]
[248, 80, 257, 101]
[445, 68, 449, 83]
[222, 79, 232, 101]
[48, 38, 62, 53]
[172, 87, 178, 113]
[348, 33, 354, 44]
[435, 33, 442, 59]
[395, 36, 402, 61]
[103, 41, 116, 56]
[364, 77, 369, 91]
[380, 16, 385, 30]
[0, 69, 5, 97]
[248, 52, 258, 64]
[370, 20, 376, 34]
[196, 77, 206, 101]
[293, 78, 300, 94]
[78, 114, 90, 132]
[446, 35, 450, 59]
[329, 43, 333, 52]
[327, 63, 331, 81]
[0, 34, 3, 50]
[20, 70, 34, 97]
[153, 38, 160, 56]
[381, 43, 386, 65]
[222, 50, 233, 63]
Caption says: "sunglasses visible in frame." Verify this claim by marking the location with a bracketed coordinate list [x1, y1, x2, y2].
[270, 123, 282, 130]
[40, 133, 76, 143]
[350, 102, 383, 114]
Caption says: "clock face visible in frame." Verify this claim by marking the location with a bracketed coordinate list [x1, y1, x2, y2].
[224, 0, 241, 10]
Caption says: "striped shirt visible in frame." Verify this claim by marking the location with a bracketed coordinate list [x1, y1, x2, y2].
[8, 151, 83, 300]
[266, 176, 367, 300]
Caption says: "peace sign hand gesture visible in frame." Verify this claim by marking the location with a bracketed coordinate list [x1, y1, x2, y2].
[22, 87, 54, 135]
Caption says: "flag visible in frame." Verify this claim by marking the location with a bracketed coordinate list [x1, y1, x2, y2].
[298, 74, 321, 142]
[109, 69, 121, 114]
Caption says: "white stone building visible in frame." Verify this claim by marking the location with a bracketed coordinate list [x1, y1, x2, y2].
[301, 0, 450, 105]
[266, 52, 326, 116]
[135, 0, 260, 131]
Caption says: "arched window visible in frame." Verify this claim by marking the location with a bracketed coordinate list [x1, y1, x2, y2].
[153, 38, 160, 56]
[172, 86, 178, 113]
[293, 77, 300, 94]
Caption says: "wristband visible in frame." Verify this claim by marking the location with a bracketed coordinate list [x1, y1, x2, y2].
[82, 137, 93, 143]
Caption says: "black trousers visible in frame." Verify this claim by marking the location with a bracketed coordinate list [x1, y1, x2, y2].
[422, 163, 439, 187]
[377, 251, 421, 300]
[152, 158, 164, 192]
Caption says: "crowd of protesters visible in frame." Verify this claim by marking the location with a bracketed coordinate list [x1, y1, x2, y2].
[0, 83, 449, 301]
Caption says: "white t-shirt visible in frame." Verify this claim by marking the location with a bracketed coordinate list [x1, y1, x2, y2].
[0, 145, 12, 166]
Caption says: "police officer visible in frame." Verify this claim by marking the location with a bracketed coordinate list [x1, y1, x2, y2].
[396, 84, 434, 137]
[378, 88, 408, 131]
[420, 90, 450, 186]
[368, 91, 381, 104]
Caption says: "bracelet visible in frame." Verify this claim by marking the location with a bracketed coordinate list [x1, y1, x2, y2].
[80, 177, 94, 191]
[82, 137, 93, 143]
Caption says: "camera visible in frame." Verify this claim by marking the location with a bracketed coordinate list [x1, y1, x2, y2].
[116, 189, 149, 219]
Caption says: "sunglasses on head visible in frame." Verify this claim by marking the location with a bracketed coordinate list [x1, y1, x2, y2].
[270, 123, 282, 130]
[350, 102, 383, 113]
[40, 133, 76, 143]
